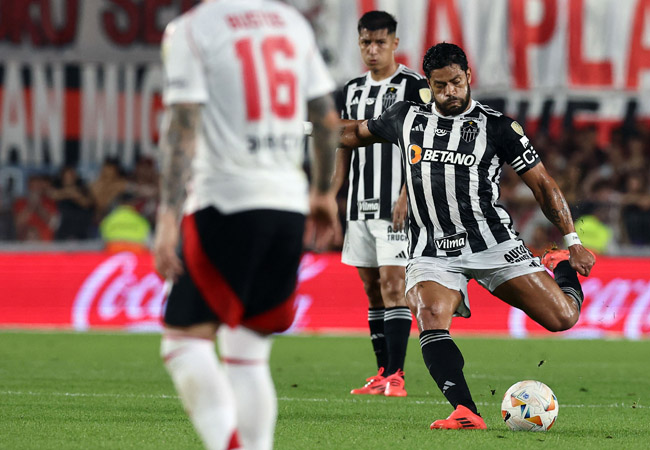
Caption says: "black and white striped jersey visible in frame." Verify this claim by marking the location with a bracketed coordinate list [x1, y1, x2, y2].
[367, 99, 541, 258]
[341, 64, 429, 221]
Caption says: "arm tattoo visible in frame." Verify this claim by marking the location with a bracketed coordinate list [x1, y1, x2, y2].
[158, 104, 201, 221]
[540, 186, 573, 233]
[307, 94, 338, 193]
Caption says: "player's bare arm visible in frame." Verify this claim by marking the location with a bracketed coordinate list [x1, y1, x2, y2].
[308, 94, 340, 193]
[520, 163, 596, 276]
[154, 103, 201, 280]
[392, 184, 408, 232]
[305, 94, 342, 250]
[339, 120, 387, 149]
[330, 148, 352, 195]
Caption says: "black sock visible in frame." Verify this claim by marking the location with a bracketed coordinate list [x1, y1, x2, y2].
[554, 260, 584, 312]
[384, 307, 412, 375]
[368, 308, 387, 371]
[420, 329, 478, 414]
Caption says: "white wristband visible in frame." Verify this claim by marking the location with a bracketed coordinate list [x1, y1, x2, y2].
[563, 232, 582, 248]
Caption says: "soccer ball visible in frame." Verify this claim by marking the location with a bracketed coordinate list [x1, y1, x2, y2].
[501, 380, 559, 431]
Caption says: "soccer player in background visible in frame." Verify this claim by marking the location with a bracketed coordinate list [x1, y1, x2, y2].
[153, 1, 340, 449]
[338, 42, 595, 429]
[330, 11, 430, 397]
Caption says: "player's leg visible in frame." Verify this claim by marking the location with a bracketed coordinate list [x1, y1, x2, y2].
[378, 265, 410, 396]
[405, 257, 486, 429]
[356, 266, 388, 370]
[372, 219, 411, 395]
[222, 209, 303, 449]
[218, 326, 275, 450]
[161, 283, 240, 450]
[491, 271, 579, 332]
[342, 221, 389, 393]
[480, 241, 585, 332]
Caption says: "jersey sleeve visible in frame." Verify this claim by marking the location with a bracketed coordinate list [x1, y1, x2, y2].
[494, 117, 541, 175]
[405, 78, 432, 105]
[304, 37, 335, 101]
[367, 101, 410, 145]
[340, 84, 350, 119]
[161, 17, 209, 105]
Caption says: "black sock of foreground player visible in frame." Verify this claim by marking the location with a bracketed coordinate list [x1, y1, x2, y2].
[368, 307, 387, 371]
[420, 329, 478, 414]
[384, 306, 412, 375]
[553, 260, 585, 312]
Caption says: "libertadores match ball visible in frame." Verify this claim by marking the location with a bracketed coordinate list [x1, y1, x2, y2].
[501, 380, 559, 431]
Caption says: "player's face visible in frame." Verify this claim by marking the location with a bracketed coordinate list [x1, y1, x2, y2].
[428, 64, 472, 116]
[358, 28, 398, 72]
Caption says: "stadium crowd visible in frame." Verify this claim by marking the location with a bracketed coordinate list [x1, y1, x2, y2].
[1, 123, 649, 255]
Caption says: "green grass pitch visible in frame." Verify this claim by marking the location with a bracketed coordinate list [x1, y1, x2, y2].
[1, 331, 649, 449]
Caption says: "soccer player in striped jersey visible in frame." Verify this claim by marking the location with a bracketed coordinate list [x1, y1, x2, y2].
[330, 11, 430, 397]
[338, 42, 595, 429]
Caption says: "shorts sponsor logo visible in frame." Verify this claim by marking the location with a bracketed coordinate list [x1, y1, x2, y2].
[409, 145, 476, 167]
[387, 225, 407, 241]
[504, 244, 534, 263]
[358, 199, 379, 213]
[434, 231, 468, 251]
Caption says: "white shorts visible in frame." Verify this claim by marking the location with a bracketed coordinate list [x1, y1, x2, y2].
[405, 239, 545, 318]
[341, 219, 408, 268]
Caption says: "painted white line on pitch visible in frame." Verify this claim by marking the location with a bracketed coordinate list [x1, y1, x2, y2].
[1, 390, 644, 409]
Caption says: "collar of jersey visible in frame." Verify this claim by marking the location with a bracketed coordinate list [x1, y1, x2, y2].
[431, 99, 477, 119]
[365, 64, 405, 86]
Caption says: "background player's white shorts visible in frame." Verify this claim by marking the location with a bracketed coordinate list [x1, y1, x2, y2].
[341, 219, 408, 268]
[405, 239, 546, 318]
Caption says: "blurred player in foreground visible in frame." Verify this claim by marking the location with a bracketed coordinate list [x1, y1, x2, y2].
[331, 11, 430, 397]
[338, 42, 595, 430]
[154, 1, 340, 448]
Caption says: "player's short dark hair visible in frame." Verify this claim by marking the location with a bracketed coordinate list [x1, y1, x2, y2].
[357, 11, 397, 35]
[422, 43, 469, 78]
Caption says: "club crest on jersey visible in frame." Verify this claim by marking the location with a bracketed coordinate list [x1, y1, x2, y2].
[382, 87, 398, 110]
[408, 144, 476, 166]
[460, 120, 480, 142]
[435, 231, 468, 251]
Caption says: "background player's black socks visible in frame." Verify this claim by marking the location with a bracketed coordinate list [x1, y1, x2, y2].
[553, 260, 585, 312]
[384, 306, 412, 375]
[420, 329, 478, 414]
[368, 307, 387, 370]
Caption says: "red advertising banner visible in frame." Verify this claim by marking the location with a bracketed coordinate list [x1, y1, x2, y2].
[1, 251, 649, 339]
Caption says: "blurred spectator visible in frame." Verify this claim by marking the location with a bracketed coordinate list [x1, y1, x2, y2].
[0, 187, 16, 240]
[620, 171, 650, 245]
[99, 192, 151, 253]
[13, 175, 58, 241]
[49, 166, 95, 240]
[90, 158, 128, 222]
[128, 156, 159, 226]
[573, 181, 616, 254]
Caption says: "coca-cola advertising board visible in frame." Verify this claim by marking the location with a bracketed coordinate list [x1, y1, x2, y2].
[1, 251, 649, 339]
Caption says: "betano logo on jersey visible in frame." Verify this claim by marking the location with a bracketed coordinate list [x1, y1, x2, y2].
[408, 144, 476, 166]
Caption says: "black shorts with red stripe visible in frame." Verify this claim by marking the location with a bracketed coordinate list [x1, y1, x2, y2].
[163, 207, 305, 334]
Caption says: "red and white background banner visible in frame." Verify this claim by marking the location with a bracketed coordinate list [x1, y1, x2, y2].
[1, 250, 649, 339]
[1, 0, 650, 171]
